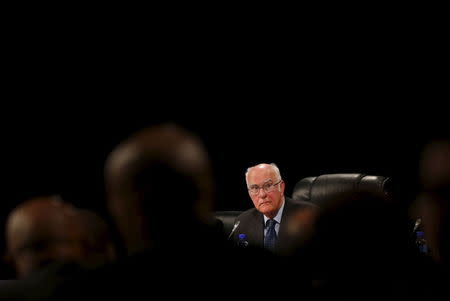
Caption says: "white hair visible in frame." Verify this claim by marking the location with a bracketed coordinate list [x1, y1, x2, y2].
[245, 163, 282, 185]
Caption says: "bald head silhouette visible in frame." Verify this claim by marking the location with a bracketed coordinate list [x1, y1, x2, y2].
[5, 196, 84, 278]
[104, 123, 215, 255]
[415, 139, 450, 265]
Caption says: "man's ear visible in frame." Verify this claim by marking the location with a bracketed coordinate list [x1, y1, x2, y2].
[279, 180, 284, 192]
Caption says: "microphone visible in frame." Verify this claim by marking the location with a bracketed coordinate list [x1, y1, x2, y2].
[412, 217, 422, 233]
[228, 220, 240, 240]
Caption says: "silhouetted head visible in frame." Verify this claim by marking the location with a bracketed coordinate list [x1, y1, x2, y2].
[104, 123, 214, 255]
[415, 139, 450, 265]
[5, 196, 84, 278]
[419, 139, 450, 193]
[297, 190, 413, 296]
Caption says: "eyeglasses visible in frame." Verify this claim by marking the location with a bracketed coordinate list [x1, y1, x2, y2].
[248, 180, 282, 195]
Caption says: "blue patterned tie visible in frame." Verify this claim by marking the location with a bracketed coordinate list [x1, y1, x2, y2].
[264, 219, 278, 251]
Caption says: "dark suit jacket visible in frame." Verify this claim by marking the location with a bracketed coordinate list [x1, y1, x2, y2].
[231, 197, 317, 254]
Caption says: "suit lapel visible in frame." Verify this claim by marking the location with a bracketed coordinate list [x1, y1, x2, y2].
[246, 211, 264, 248]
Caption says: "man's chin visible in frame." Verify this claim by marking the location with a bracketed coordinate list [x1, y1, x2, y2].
[259, 203, 273, 214]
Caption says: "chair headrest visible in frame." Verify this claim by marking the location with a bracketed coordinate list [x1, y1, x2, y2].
[214, 211, 242, 235]
[292, 173, 391, 207]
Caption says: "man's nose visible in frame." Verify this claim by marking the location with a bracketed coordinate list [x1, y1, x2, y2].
[257, 188, 267, 196]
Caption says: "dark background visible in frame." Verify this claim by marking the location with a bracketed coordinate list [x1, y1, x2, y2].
[1, 10, 447, 278]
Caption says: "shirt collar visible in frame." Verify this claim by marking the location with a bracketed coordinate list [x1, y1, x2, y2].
[263, 197, 285, 225]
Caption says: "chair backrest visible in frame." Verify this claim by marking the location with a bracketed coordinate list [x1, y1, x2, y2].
[214, 210, 242, 236]
[291, 173, 391, 207]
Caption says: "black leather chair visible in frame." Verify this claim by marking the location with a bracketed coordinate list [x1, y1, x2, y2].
[214, 210, 242, 237]
[291, 173, 391, 207]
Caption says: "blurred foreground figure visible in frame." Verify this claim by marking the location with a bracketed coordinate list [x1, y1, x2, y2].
[1, 196, 118, 300]
[285, 189, 420, 299]
[416, 139, 450, 266]
[5, 196, 83, 279]
[104, 122, 216, 255]
[411, 139, 450, 299]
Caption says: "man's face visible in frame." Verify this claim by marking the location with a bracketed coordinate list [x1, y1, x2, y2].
[7, 204, 84, 278]
[247, 165, 285, 219]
